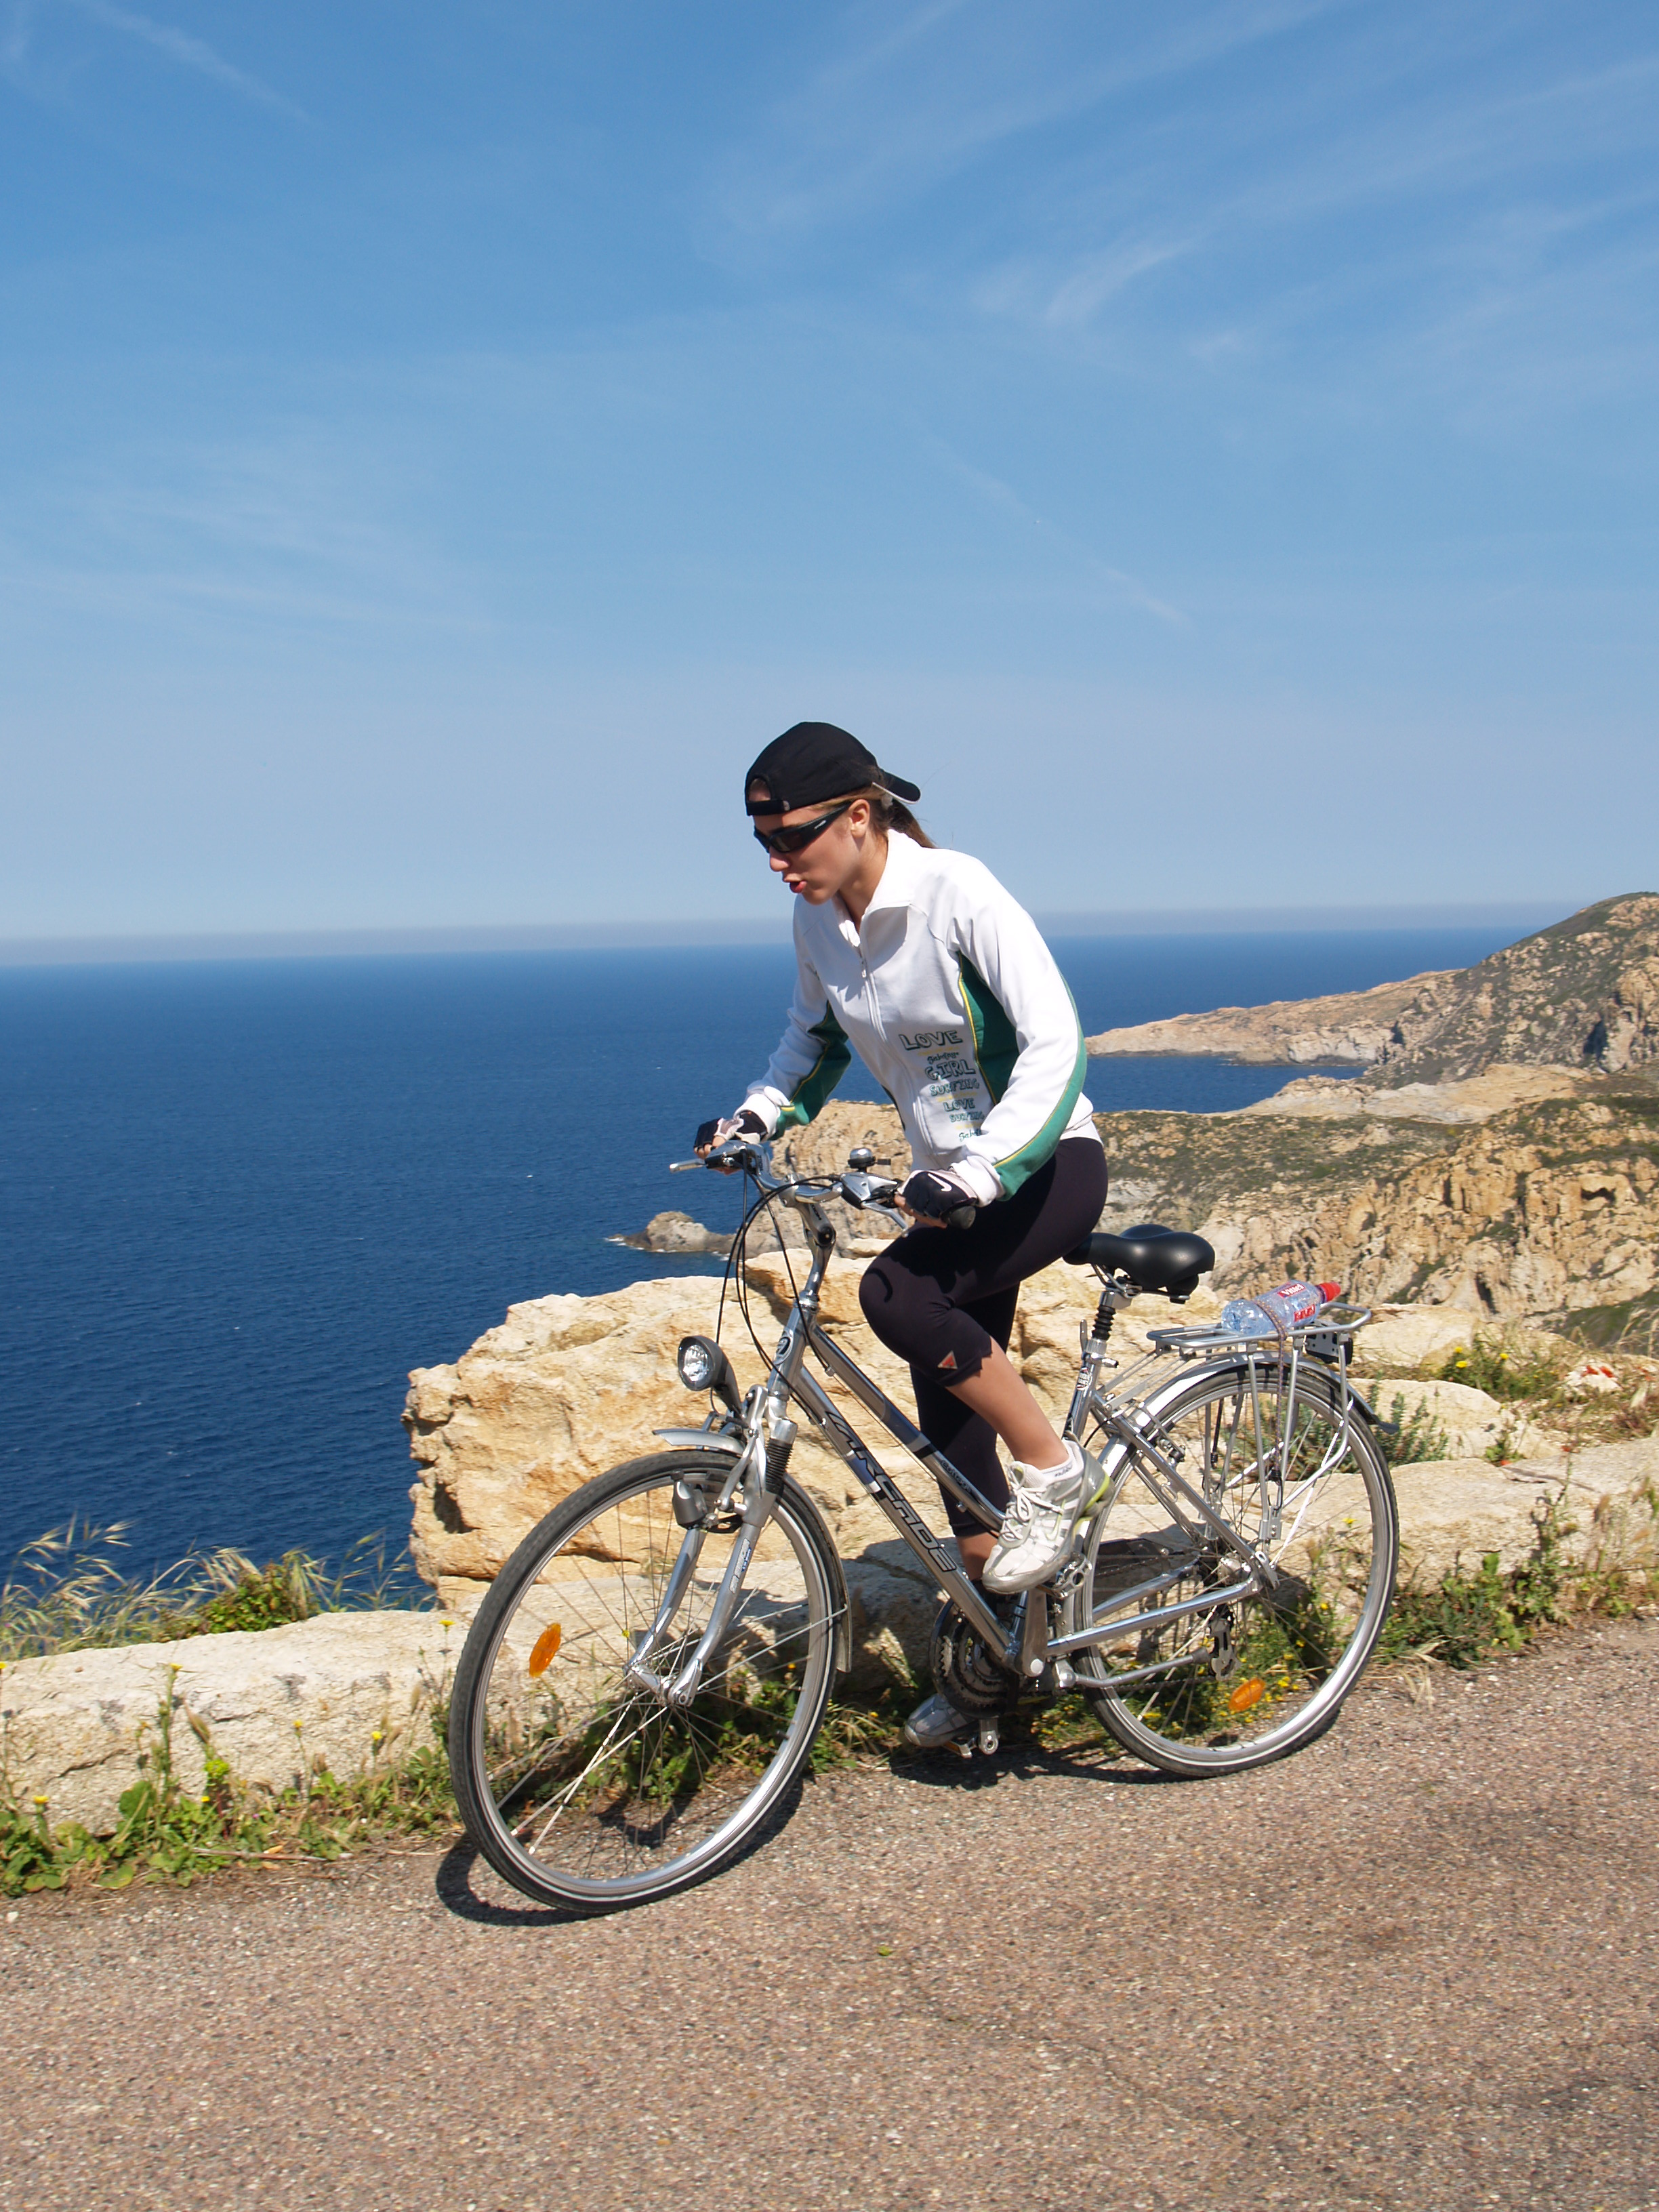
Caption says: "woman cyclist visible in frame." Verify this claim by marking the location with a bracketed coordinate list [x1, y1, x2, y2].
[696, 721, 1108, 1750]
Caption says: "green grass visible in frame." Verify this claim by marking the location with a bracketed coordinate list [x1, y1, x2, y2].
[1547, 1294, 1659, 1359]
[1, 1519, 426, 1665]
[1380, 1501, 1570, 1668]
[2, 1668, 457, 1896]
[1431, 1331, 1570, 1404]
[1379, 1392, 1452, 1468]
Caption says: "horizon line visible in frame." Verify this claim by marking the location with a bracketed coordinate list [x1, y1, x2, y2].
[0, 899, 1580, 968]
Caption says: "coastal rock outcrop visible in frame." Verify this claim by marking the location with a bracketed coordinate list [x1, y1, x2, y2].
[611, 1210, 734, 1255]
[1086, 970, 1447, 1066]
[1091, 1078, 1659, 1317]
[1364, 1378, 1555, 1464]
[1372, 895, 1659, 1084]
[1390, 1436, 1659, 1582]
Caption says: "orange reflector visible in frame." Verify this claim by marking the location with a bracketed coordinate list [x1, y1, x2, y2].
[1228, 1678, 1265, 1714]
[528, 1623, 562, 1677]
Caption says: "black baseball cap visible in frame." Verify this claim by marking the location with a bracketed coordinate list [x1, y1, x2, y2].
[743, 722, 921, 817]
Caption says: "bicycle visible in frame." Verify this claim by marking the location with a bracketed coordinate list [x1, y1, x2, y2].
[448, 1136, 1399, 1912]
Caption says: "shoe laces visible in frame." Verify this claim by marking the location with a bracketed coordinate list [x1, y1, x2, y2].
[1000, 1483, 1038, 1538]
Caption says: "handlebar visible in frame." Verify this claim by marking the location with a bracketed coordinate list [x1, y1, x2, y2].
[668, 1139, 905, 1220]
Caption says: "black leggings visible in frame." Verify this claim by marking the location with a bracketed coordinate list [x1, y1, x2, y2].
[857, 1138, 1109, 1535]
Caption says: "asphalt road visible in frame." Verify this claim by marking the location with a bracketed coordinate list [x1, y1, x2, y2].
[4, 1620, 1658, 2212]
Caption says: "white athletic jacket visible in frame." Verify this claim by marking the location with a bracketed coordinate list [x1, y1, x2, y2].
[740, 834, 1098, 1204]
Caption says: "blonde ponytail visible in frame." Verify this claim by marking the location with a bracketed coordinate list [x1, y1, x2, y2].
[854, 785, 934, 848]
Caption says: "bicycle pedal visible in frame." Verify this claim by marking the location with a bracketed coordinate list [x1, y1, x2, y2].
[975, 1721, 1000, 1755]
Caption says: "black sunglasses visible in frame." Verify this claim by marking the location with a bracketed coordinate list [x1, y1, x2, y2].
[752, 798, 855, 859]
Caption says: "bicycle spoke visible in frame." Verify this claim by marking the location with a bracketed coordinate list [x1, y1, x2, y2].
[450, 1454, 840, 1908]
[1072, 1364, 1397, 1774]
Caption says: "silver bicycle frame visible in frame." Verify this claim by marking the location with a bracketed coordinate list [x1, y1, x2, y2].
[649, 1148, 1374, 1702]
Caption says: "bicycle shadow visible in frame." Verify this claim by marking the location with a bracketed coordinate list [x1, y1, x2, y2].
[430, 1774, 813, 1926]
[886, 1728, 1186, 1793]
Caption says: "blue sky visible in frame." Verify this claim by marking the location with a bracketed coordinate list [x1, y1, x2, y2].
[3, 1, 1655, 938]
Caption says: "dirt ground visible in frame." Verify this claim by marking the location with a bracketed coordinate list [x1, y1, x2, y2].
[4, 1619, 1658, 2212]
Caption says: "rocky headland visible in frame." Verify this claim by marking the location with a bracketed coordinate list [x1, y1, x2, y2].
[1084, 896, 1659, 1333]
[1086, 892, 1659, 1080]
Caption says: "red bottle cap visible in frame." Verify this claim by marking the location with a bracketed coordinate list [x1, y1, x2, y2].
[1317, 1282, 1342, 1301]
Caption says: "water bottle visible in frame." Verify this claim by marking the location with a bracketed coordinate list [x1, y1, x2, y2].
[1219, 1279, 1342, 1338]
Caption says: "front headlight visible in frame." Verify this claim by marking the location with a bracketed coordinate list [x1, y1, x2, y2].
[676, 1334, 740, 1412]
[677, 1336, 718, 1391]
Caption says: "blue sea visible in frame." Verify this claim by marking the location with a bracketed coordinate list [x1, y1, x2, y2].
[0, 926, 1509, 1582]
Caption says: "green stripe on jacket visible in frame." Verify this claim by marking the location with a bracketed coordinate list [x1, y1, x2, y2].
[958, 956, 1086, 1196]
[775, 1006, 852, 1128]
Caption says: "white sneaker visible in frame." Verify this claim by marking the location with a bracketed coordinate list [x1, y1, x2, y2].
[982, 1441, 1088, 1594]
[902, 1694, 974, 1750]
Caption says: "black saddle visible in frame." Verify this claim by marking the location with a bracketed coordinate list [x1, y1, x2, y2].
[1065, 1221, 1216, 1298]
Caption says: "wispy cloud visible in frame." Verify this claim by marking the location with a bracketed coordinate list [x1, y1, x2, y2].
[0, 0, 34, 72]
[1, 422, 476, 633]
[710, 0, 1343, 245]
[924, 435, 1187, 624]
[932, 11, 1659, 428]
[64, 0, 306, 119]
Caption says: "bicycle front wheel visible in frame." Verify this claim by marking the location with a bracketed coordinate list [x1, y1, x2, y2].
[447, 1451, 842, 1912]
[1069, 1364, 1397, 1776]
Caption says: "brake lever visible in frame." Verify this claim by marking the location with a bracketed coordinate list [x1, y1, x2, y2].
[840, 1170, 897, 1208]
[668, 1139, 771, 1178]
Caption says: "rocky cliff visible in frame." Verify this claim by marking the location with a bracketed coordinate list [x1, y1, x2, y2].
[1094, 1073, 1659, 1319]
[1088, 895, 1659, 1082]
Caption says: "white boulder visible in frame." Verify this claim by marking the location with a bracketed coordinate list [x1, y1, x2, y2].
[1368, 1377, 1554, 1462]
[0, 1610, 455, 1837]
[1391, 1435, 1659, 1583]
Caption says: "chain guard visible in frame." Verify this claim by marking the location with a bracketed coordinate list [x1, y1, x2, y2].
[928, 1599, 1025, 1718]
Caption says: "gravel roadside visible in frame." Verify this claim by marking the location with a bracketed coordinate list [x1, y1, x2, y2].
[4, 1620, 1657, 2212]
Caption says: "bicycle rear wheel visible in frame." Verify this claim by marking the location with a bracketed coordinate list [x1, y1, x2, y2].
[1068, 1363, 1397, 1776]
[447, 1451, 842, 1911]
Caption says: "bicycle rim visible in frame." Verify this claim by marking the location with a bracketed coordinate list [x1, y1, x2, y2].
[449, 1453, 840, 1910]
[1069, 1364, 1397, 1775]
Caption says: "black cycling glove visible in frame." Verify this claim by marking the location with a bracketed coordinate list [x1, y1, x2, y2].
[899, 1170, 980, 1231]
[694, 1108, 768, 1152]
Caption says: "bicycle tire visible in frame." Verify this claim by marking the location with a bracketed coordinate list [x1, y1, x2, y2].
[447, 1450, 842, 1912]
[1067, 1362, 1397, 1776]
